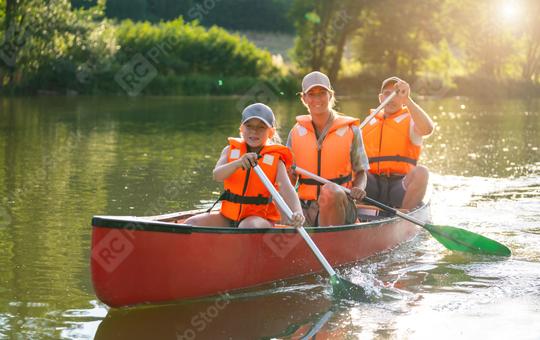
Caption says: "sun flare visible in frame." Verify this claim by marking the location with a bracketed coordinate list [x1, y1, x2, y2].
[498, 0, 522, 22]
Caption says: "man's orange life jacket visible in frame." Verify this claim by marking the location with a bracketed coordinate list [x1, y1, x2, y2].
[289, 114, 359, 201]
[220, 138, 293, 222]
[362, 106, 421, 175]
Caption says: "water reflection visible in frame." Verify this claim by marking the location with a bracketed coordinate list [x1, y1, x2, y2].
[94, 287, 336, 340]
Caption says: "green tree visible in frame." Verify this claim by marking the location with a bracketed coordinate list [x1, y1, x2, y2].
[448, 0, 520, 80]
[0, 0, 117, 91]
[1, 0, 30, 86]
[354, 0, 444, 77]
[521, 0, 540, 82]
[290, 0, 363, 80]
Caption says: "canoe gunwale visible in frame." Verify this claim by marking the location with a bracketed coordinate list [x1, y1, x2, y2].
[91, 200, 429, 235]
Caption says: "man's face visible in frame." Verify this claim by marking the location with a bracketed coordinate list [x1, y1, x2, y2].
[379, 84, 401, 114]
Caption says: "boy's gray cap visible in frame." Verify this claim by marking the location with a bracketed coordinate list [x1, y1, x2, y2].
[380, 76, 402, 92]
[302, 71, 332, 93]
[241, 103, 275, 127]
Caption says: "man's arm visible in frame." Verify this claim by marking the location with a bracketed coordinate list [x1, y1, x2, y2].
[407, 97, 434, 136]
[395, 80, 434, 136]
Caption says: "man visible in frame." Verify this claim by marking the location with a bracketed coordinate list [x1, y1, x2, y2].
[362, 77, 434, 209]
[287, 71, 369, 226]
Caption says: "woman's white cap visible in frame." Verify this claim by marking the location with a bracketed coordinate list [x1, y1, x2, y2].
[302, 71, 332, 93]
[241, 103, 275, 128]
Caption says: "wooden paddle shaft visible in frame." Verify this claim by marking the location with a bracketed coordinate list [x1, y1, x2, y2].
[252, 165, 337, 277]
[252, 165, 293, 220]
[293, 166, 427, 227]
[359, 91, 397, 129]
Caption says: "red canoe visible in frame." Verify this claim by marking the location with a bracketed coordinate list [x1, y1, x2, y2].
[91, 202, 430, 308]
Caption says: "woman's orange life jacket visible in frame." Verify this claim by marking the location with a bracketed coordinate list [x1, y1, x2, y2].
[362, 106, 421, 175]
[289, 114, 359, 201]
[220, 137, 293, 222]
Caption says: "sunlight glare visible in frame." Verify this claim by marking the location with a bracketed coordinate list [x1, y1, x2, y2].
[498, 0, 522, 22]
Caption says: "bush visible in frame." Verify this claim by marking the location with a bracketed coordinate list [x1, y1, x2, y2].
[115, 18, 278, 78]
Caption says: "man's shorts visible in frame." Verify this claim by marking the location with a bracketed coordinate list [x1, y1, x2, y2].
[365, 173, 406, 208]
[301, 196, 358, 227]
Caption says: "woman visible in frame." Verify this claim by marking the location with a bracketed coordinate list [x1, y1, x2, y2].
[287, 71, 369, 226]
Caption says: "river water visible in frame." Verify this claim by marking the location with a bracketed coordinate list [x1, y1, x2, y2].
[0, 96, 538, 339]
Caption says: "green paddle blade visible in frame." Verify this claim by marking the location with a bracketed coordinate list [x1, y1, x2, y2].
[423, 224, 511, 256]
[329, 275, 371, 302]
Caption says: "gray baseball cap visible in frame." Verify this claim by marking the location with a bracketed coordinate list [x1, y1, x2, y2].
[241, 103, 275, 127]
[380, 76, 402, 93]
[302, 71, 332, 93]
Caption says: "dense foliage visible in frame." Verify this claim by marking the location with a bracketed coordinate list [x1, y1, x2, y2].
[290, 0, 540, 96]
[0, 1, 287, 95]
[73, 0, 294, 32]
[1, 0, 539, 96]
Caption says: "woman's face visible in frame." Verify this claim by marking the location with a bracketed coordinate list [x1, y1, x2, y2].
[240, 118, 272, 148]
[302, 86, 331, 116]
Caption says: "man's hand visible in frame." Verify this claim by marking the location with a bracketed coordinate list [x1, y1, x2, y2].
[394, 79, 411, 105]
[350, 186, 366, 201]
[290, 211, 305, 227]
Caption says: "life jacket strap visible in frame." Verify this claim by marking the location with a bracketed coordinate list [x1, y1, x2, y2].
[220, 190, 271, 205]
[298, 173, 352, 186]
[369, 156, 417, 165]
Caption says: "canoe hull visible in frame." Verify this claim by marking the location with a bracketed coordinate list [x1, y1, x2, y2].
[91, 205, 429, 308]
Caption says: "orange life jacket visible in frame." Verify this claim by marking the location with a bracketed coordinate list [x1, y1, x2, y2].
[289, 114, 359, 200]
[362, 106, 421, 175]
[220, 138, 293, 222]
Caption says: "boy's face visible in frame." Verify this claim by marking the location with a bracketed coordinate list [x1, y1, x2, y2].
[241, 118, 271, 148]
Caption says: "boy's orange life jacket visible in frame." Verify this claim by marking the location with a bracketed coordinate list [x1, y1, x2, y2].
[289, 114, 359, 201]
[362, 107, 421, 175]
[220, 138, 293, 222]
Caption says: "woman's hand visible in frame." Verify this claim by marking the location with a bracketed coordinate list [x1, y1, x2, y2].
[238, 152, 258, 170]
[289, 211, 305, 227]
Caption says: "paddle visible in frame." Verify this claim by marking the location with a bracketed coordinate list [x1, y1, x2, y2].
[251, 164, 370, 301]
[360, 90, 397, 129]
[293, 166, 512, 257]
